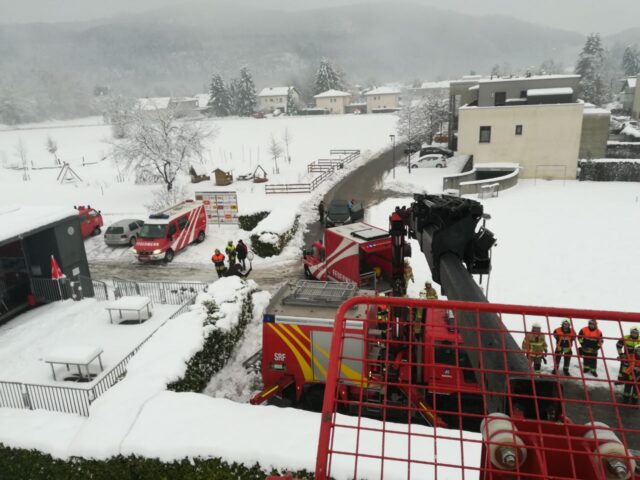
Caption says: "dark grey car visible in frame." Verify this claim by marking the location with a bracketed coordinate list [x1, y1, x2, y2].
[325, 200, 364, 227]
[104, 219, 144, 246]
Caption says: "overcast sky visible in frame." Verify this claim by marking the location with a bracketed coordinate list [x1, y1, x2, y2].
[1, 0, 639, 34]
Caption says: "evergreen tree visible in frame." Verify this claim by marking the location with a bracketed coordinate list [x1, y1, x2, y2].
[228, 78, 241, 116]
[575, 33, 608, 106]
[622, 45, 640, 76]
[207, 74, 231, 117]
[232, 67, 257, 117]
[314, 58, 344, 94]
[285, 88, 298, 115]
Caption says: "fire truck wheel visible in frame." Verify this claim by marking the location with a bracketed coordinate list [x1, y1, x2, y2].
[301, 385, 325, 412]
[93, 227, 101, 235]
[304, 265, 312, 279]
[197, 231, 206, 243]
[164, 249, 174, 263]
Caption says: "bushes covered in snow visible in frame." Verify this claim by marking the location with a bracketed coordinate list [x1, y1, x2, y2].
[167, 278, 256, 393]
[238, 210, 270, 231]
[250, 214, 300, 258]
[579, 159, 640, 181]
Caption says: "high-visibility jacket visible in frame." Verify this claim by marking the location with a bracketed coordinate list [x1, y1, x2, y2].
[225, 245, 236, 258]
[420, 287, 438, 300]
[616, 335, 640, 357]
[211, 253, 226, 271]
[404, 265, 414, 284]
[377, 304, 389, 322]
[523, 332, 547, 357]
[578, 327, 603, 354]
[553, 327, 576, 353]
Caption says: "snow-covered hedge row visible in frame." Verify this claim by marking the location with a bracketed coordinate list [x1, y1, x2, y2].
[238, 210, 270, 231]
[168, 278, 256, 393]
[250, 215, 300, 258]
[579, 159, 640, 181]
[0, 443, 313, 480]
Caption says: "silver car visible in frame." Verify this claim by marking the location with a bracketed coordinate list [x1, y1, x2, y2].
[104, 219, 144, 246]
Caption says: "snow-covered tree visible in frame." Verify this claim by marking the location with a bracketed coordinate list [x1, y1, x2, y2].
[396, 95, 448, 146]
[111, 108, 215, 192]
[232, 67, 257, 117]
[208, 74, 232, 117]
[314, 58, 344, 94]
[268, 135, 283, 174]
[622, 45, 640, 76]
[537, 58, 564, 75]
[490, 64, 501, 78]
[575, 33, 608, 106]
[286, 88, 298, 115]
[101, 94, 136, 139]
[46, 136, 59, 165]
[15, 138, 30, 181]
[282, 127, 292, 164]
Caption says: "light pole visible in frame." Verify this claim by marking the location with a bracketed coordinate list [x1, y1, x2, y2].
[389, 134, 396, 179]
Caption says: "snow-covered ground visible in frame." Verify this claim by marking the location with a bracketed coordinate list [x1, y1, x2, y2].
[0, 299, 176, 384]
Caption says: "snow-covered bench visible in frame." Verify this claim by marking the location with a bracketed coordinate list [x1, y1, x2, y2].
[44, 346, 104, 381]
[105, 296, 153, 324]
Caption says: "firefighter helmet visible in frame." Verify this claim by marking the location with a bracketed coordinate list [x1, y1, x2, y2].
[214, 249, 220, 254]
[532, 322, 541, 331]
[562, 319, 570, 328]
[631, 326, 639, 337]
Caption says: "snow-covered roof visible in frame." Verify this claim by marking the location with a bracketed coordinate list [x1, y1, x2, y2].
[478, 74, 580, 84]
[527, 87, 574, 96]
[314, 89, 351, 98]
[0, 206, 77, 244]
[194, 94, 210, 109]
[583, 106, 611, 116]
[258, 87, 290, 97]
[364, 86, 401, 96]
[420, 81, 450, 89]
[137, 97, 171, 111]
[190, 163, 209, 176]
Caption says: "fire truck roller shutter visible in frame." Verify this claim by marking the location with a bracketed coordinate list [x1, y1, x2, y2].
[311, 330, 364, 384]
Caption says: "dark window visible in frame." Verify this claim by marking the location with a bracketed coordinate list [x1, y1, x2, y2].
[479, 126, 491, 143]
[107, 226, 124, 235]
[520, 90, 527, 98]
[515, 125, 523, 135]
[177, 217, 189, 230]
[168, 223, 177, 237]
[494, 91, 506, 106]
[129, 222, 139, 231]
[136, 220, 144, 227]
[140, 224, 167, 239]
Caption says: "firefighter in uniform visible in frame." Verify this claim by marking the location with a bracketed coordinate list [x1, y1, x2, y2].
[403, 259, 414, 286]
[420, 282, 438, 300]
[225, 240, 236, 266]
[377, 293, 389, 328]
[578, 319, 603, 377]
[553, 319, 576, 376]
[620, 348, 640, 404]
[522, 322, 548, 374]
[211, 249, 227, 278]
[616, 326, 640, 383]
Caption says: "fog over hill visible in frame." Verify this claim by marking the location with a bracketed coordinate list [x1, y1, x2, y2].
[0, 1, 638, 123]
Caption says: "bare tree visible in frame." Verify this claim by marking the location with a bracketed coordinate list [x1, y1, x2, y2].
[111, 108, 215, 192]
[46, 136, 59, 165]
[397, 94, 448, 146]
[282, 127, 292, 164]
[269, 135, 283, 174]
[15, 138, 30, 181]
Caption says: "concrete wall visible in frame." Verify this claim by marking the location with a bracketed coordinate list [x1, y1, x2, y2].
[606, 142, 640, 158]
[258, 95, 287, 112]
[457, 103, 584, 179]
[366, 93, 399, 111]
[477, 76, 580, 107]
[580, 112, 610, 159]
[315, 95, 351, 114]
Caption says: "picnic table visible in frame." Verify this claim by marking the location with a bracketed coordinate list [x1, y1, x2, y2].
[44, 346, 104, 381]
[105, 296, 153, 324]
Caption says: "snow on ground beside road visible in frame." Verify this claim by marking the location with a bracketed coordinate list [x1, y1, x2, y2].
[0, 299, 176, 384]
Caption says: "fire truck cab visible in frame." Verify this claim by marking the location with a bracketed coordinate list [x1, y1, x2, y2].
[303, 222, 406, 288]
[75, 205, 103, 238]
[133, 200, 207, 263]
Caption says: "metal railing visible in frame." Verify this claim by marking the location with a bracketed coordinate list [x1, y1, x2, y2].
[0, 293, 199, 416]
[32, 278, 74, 303]
[113, 277, 207, 305]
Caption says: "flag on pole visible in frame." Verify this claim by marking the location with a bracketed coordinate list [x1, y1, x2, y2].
[50, 255, 65, 280]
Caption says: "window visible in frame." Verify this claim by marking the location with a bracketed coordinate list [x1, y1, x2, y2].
[494, 91, 506, 106]
[177, 217, 189, 230]
[520, 90, 527, 98]
[128, 222, 139, 231]
[479, 126, 491, 143]
[168, 223, 177, 237]
[515, 125, 523, 135]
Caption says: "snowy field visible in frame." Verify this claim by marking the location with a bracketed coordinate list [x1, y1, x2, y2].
[0, 114, 397, 269]
[0, 299, 176, 384]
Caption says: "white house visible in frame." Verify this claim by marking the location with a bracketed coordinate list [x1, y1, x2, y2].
[257, 86, 300, 113]
[314, 89, 352, 114]
[364, 87, 401, 112]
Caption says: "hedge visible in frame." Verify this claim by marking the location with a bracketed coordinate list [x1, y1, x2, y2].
[168, 292, 254, 393]
[0, 444, 314, 480]
[578, 159, 640, 182]
[238, 211, 270, 231]
[250, 215, 300, 258]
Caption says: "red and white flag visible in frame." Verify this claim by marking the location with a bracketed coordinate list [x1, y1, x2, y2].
[50, 255, 65, 280]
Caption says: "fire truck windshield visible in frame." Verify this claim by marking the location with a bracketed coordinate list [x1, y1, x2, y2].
[140, 224, 167, 239]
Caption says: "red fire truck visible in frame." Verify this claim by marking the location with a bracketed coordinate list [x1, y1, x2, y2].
[133, 200, 207, 263]
[302, 222, 408, 287]
[75, 205, 103, 238]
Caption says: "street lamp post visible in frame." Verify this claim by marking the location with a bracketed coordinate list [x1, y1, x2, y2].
[389, 134, 396, 179]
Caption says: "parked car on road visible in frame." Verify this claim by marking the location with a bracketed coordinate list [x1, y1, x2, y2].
[325, 199, 364, 228]
[104, 219, 144, 247]
[76, 205, 103, 238]
[419, 146, 454, 158]
[412, 154, 447, 168]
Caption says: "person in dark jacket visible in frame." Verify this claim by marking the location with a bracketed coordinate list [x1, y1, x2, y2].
[318, 201, 325, 225]
[236, 240, 249, 269]
[224, 262, 252, 279]
[578, 319, 603, 377]
[553, 319, 576, 376]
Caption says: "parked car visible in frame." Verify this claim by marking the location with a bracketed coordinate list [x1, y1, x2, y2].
[76, 205, 103, 238]
[419, 146, 454, 158]
[433, 131, 449, 143]
[251, 112, 265, 119]
[325, 199, 365, 228]
[411, 154, 447, 169]
[104, 219, 145, 247]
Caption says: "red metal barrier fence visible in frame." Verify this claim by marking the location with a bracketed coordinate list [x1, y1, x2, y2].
[316, 297, 640, 480]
